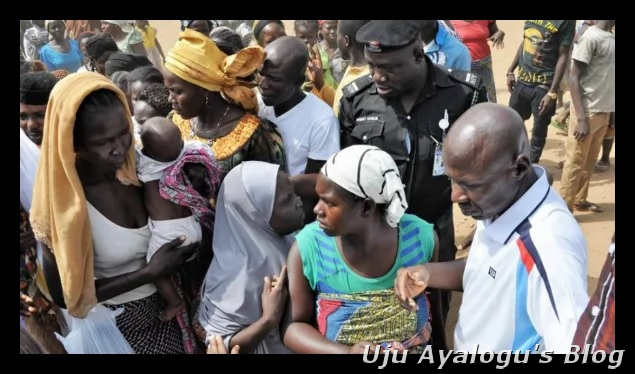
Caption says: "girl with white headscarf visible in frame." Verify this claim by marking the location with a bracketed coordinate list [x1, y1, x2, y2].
[20, 129, 39, 211]
[282, 145, 439, 354]
[198, 161, 304, 353]
[101, 20, 147, 56]
[20, 129, 68, 354]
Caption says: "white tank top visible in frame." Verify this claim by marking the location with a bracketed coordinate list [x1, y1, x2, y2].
[88, 203, 156, 305]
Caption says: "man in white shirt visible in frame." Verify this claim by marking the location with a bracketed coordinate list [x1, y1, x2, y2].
[394, 103, 589, 353]
[258, 36, 340, 222]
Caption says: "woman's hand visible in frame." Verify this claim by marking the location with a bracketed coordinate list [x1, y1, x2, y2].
[348, 341, 379, 354]
[207, 335, 240, 354]
[489, 30, 505, 48]
[261, 266, 288, 325]
[145, 236, 199, 278]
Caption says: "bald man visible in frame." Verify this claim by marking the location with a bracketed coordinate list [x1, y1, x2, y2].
[258, 36, 340, 223]
[394, 103, 589, 353]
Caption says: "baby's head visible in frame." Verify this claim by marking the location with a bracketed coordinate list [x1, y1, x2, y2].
[140, 117, 183, 162]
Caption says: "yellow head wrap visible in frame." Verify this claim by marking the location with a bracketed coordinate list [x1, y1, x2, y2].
[30, 72, 139, 318]
[164, 28, 265, 111]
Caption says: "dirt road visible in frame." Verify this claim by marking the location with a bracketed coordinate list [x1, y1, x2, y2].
[150, 20, 615, 345]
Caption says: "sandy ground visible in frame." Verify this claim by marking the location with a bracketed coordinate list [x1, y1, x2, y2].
[150, 20, 615, 347]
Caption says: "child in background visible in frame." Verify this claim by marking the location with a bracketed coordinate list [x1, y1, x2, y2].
[135, 20, 166, 72]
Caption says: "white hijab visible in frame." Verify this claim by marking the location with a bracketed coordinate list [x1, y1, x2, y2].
[20, 129, 40, 211]
[198, 161, 292, 354]
[321, 145, 408, 227]
[102, 20, 134, 33]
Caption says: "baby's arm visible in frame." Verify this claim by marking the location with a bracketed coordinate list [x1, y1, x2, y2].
[154, 275, 185, 321]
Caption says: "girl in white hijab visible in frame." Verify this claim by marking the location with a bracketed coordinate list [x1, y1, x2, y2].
[21, 129, 68, 354]
[198, 161, 304, 353]
[20, 129, 39, 211]
[282, 145, 440, 354]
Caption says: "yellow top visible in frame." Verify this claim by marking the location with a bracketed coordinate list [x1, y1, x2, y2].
[333, 65, 371, 117]
[170, 111, 260, 161]
[138, 25, 157, 49]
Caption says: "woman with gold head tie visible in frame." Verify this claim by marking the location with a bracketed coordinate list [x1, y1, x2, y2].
[165, 29, 287, 183]
[164, 29, 288, 344]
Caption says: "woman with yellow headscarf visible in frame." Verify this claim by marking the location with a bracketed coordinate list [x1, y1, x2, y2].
[164, 29, 288, 343]
[165, 29, 287, 182]
[29, 72, 200, 354]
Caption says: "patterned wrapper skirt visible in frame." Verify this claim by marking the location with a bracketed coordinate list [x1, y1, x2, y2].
[105, 293, 186, 354]
[471, 55, 497, 104]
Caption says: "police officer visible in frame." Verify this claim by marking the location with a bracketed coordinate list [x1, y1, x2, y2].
[338, 20, 488, 350]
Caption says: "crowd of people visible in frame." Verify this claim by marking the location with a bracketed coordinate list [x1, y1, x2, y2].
[20, 20, 614, 355]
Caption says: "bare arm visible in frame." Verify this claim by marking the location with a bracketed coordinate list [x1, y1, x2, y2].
[228, 317, 276, 354]
[280, 243, 350, 354]
[130, 42, 147, 57]
[290, 173, 318, 198]
[154, 38, 165, 60]
[507, 40, 523, 74]
[290, 159, 324, 199]
[404, 258, 466, 293]
[487, 21, 505, 48]
[549, 44, 572, 94]
[568, 59, 586, 122]
[488, 21, 500, 36]
[426, 258, 466, 291]
[41, 243, 153, 308]
[40, 237, 195, 308]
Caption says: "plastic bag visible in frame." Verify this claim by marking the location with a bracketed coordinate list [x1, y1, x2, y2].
[55, 304, 135, 354]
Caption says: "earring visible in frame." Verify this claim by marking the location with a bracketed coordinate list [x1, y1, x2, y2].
[205, 92, 209, 107]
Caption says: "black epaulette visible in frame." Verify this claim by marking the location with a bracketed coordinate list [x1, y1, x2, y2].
[444, 67, 483, 91]
[342, 74, 374, 99]
[443, 67, 489, 106]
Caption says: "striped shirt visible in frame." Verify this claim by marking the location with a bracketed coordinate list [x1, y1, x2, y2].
[572, 242, 615, 352]
[454, 166, 589, 353]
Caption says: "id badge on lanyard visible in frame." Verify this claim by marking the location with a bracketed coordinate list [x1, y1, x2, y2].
[432, 110, 450, 177]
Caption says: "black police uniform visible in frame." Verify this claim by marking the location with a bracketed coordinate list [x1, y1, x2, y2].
[338, 20, 488, 329]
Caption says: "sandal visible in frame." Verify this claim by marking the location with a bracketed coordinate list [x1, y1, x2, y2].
[594, 161, 610, 173]
[550, 119, 566, 132]
[574, 201, 604, 213]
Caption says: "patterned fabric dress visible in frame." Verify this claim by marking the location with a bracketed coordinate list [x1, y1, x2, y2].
[296, 214, 436, 352]
[105, 293, 190, 354]
[116, 29, 145, 54]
